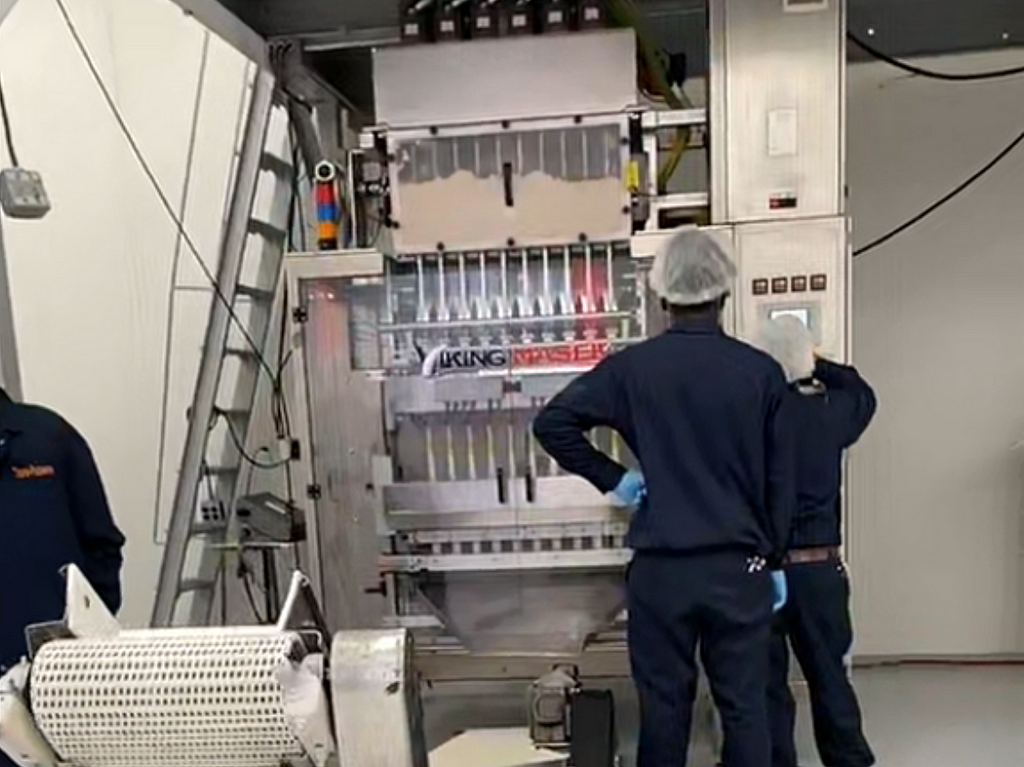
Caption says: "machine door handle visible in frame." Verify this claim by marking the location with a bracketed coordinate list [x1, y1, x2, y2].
[496, 467, 508, 504]
[524, 470, 536, 504]
[503, 162, 514, 207]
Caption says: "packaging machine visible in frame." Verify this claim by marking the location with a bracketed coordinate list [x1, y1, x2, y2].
[285, 0, 850, 695]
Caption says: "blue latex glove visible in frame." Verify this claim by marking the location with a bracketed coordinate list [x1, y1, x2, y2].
[771, 571, 788, 613]
[612, 470, 646, 507]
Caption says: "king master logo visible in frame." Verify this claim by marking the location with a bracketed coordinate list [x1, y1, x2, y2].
[415, 344, 508, 377]
[415, 341, 611, 378]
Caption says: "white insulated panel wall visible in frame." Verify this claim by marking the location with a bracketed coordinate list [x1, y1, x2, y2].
[0, 0, 253, 627]
[847, 51, 1024, 657]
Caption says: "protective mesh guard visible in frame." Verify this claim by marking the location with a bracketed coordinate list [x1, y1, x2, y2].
[30, 630, 306, 767]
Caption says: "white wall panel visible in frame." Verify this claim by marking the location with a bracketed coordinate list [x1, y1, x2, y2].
[847, 50, 1024, 656]
[0, 0, 252, 627]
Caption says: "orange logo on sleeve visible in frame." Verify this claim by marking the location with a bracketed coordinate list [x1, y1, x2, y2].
[12, 465, 56, 480]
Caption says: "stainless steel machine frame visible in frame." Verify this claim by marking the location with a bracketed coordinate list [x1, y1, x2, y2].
[284, 247, 647, 680]
[283, 0, 850, 683]
[709, 0, 846, 224]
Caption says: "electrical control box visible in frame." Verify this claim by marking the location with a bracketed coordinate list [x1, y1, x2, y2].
[0, 168, 51, 220]
[732, 216, 848, 361]
[709, 0, 844, 223]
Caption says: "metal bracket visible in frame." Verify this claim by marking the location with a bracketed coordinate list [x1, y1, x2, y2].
[236, 492, 307, 543]
[276, 571, 330, 640]
[24, 565, 120, 659]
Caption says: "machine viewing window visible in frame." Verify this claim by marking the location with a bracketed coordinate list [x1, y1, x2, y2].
[389, 120, 630, 254]
[375, 245, 643, 374]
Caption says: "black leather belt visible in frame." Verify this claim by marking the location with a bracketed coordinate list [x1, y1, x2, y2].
[785, 546, 840, 565]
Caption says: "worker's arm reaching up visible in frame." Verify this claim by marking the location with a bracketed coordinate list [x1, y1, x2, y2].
[533, 356, 631, 496]
[62, 421, 125, 613]
[814, 358, 878, 449]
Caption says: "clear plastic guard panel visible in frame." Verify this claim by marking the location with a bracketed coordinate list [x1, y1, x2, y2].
[379, 244, 643, 372]
[301, 269, 638, 647]
[305, 275, 389, 372]
[303, 274, 384, 372]
[379, 244, 644, 495]
[388, 120, 631, 253]
[330, 247, 646, 654]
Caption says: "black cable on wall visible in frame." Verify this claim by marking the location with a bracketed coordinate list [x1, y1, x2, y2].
[849, 33, 1024, 81]
[854, 125, 1024, 257]
[848, 32, 1024, 255]
[0, 70, 21, 167]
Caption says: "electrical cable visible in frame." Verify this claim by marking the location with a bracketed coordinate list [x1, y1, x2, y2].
[609, 0, 691, 192]
[238, 555, 268, 625]
[217, 553, 228, 625]
[849, 33, 1024, 81]
[271, 288, 296, 504]
[365, 209, 386, 248]
[854, 124, 1024, 257]
[288, 134, 308, 252]
[0, 69, 20, 167]
[220, 408, 290, 469]
[52, 0, 278, 386]
[152, 31, 212, 545]
[274, 133, 303, 505]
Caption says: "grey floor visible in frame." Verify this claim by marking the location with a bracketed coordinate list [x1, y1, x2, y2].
[423, 665, 1024, 766]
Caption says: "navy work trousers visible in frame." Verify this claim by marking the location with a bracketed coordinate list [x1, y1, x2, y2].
[768, 560, 874, 767]
[628, 550, 774, 767]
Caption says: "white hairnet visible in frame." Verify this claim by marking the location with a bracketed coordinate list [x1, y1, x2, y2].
[756, 315, 815, 383]
[649, 228, 737, 306]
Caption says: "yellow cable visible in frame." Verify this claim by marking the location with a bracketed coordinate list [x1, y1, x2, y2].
[610, 0, 691, 192]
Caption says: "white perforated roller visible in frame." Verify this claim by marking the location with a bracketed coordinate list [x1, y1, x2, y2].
[29, 629, 307, 767]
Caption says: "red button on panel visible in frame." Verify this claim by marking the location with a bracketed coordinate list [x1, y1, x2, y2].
[771, 277, 789, 294]
[810, 274, 827, 291]
[791, 275, 808, 292]
[752, 279, 770, 296]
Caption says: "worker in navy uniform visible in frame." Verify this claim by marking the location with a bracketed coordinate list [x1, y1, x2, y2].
[755, 317, 877, 767]
[533, 229, 795, 767]
[0, 385, 125, 680]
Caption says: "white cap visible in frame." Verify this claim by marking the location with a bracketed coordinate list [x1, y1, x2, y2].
[649, 228, 737, 306]
[756, 315, 815, 383]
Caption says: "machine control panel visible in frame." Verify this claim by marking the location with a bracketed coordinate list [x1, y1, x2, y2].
[754, 273, 828, 296]
[733, 217, 847, 360]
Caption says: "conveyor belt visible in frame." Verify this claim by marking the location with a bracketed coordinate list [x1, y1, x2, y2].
[30, 630, 306, 767]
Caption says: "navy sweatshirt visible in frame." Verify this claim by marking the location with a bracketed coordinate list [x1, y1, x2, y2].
[0, 392, 125, 671]
[533, 315, 795, 566]
[787, 359, 877, 549]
